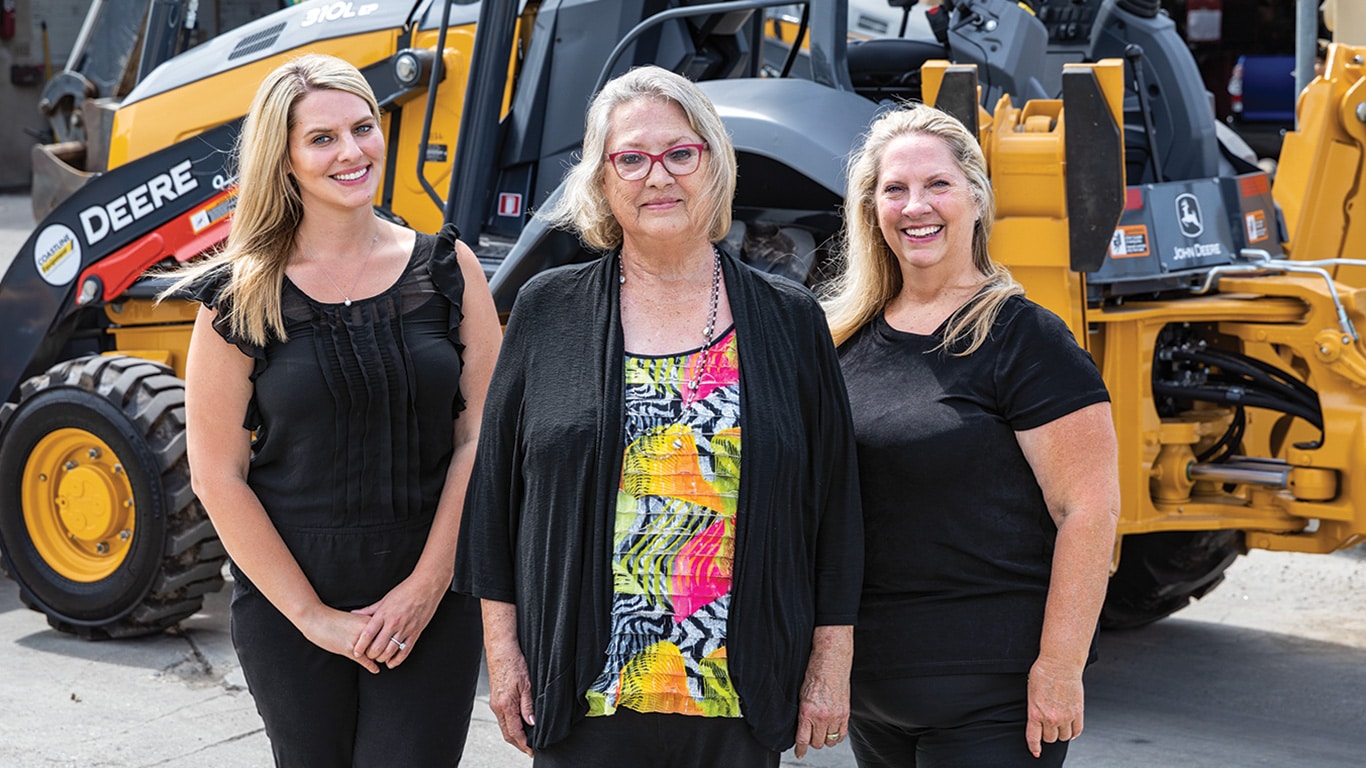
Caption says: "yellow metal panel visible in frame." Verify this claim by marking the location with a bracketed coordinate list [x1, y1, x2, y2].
[104, 297, 198, 326]
[385, 26, 482, 233]
[108, 31, 405, 168]
[103, 298, 195, 377]
[1274, 46, 1366, 262]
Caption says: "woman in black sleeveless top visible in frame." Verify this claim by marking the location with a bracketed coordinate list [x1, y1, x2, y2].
[170, 54, 501, 766]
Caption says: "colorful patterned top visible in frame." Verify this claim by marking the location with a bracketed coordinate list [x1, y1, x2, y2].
[586, 327, 742, 718]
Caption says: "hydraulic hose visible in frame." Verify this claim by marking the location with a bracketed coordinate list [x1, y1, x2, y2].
[1151, 381, 1324, 431]
[1167, 348, 1321, 418]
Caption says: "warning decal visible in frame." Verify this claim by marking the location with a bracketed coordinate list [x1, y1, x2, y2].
[1109, 225, 1151, 259]
[1244, 210, 1269, 243]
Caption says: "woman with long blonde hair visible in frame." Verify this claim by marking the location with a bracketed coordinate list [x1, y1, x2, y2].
[173, 53, 501, 765]
[826, 104, 1120, 767]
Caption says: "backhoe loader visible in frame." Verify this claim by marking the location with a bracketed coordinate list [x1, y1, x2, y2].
[1, 0, 1363, 639]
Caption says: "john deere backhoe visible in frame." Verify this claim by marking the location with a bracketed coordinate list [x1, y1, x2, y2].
[1, 0, 1363, 639]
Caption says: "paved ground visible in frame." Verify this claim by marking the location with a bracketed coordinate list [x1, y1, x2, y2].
[1, 548, 1363, 767]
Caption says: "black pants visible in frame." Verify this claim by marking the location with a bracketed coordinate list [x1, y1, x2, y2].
[533, 708, 780, 768]
[232, 585, 483, 767]
[849, 673, 1070, 768]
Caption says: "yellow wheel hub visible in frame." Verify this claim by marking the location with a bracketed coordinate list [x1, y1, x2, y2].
[21, 429, 135, 582]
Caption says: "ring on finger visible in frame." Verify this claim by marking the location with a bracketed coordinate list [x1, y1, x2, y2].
[389, 635, 407, 651]
[825, 732, 840, 742]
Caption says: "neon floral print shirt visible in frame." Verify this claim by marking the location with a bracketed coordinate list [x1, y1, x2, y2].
[587, 327, 742, 718]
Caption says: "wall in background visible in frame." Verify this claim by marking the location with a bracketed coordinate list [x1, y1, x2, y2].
[0, 0, 286, 193]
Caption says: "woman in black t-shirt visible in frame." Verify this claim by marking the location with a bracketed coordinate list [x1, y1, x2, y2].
[823, 104, 1120, 767]
[165, 54, 502, 765]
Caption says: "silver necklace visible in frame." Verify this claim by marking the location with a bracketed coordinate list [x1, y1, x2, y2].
[618, 248, 722, 400]
[302, 228, 379, 307]
[621, 249, 722, 450]
[686, 247, 722, 402]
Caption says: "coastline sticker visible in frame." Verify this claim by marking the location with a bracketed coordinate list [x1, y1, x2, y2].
[33, 224, 81, 286]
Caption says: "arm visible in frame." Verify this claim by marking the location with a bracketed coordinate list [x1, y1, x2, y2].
[483, 599, 535, 756]
[185, 306, 379, 673]
[353, 238, 503, 667]
[793, 624, 853, 757]
[795, 304, 862, 757]
[1015, 401, 1120, 757]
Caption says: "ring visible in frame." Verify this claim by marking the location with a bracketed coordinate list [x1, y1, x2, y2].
[389, 635, 407, 651]
[826, 733, 840, 742]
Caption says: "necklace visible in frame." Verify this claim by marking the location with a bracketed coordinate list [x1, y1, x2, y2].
[302, 227, 379, 307]
[686, 247, 722, 403]
[621, 249, 722, 450]
[618, 247, 722, 401]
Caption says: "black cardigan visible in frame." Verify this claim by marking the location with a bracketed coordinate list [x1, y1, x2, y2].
[453, 248, 863, 752]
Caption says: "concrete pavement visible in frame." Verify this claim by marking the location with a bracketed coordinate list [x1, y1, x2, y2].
[0, 568, 857, 767]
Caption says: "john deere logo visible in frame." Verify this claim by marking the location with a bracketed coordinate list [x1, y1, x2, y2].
[1175, 193, 1204, 238]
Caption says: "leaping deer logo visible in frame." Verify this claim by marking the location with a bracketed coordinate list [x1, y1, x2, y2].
[1176, 193, 1203, 238]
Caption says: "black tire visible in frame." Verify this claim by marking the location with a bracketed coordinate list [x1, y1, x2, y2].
[0, 356, 226, 638]
[1101, 530, 1246, 630]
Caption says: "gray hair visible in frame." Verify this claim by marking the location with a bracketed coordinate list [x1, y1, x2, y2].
[537, 66, 736, 250]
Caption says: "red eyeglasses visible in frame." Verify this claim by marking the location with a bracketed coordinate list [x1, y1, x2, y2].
[606, 143, 708, 180]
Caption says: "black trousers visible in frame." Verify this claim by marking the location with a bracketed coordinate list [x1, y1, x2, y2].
[232, 585, 482, 767]
[849, 673, 1070, 768]
[533, 707, 780, 768]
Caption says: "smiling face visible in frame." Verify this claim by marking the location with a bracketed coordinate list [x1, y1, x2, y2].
[875, 132, 981, 281]
[286, 88, 383, 216]
[602, 97, 712, 252]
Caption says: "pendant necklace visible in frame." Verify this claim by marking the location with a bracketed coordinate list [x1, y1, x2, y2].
[303, 227, 379, 307]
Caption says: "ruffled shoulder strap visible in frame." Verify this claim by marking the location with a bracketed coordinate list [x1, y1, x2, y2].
[186, 265, 266, 362]
[425, 222, 467, 350]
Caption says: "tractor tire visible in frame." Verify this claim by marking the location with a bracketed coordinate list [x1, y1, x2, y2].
[1100, 530, 1246, 630]
[0, 355, 226, 639]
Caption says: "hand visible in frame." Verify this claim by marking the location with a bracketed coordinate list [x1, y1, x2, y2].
[1026, 657, 1085, 758]
[486, 642, 536, 756]
[298, 607, 381, 674]
[793, 625, 852, 758]
[351, 576, 445, 669]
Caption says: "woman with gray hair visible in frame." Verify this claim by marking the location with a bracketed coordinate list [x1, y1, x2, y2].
[826, 103, 1119, 766]
[455, 65, 863, 766]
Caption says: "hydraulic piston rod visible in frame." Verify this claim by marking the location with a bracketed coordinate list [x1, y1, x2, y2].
[1189, 457, 1292, 488]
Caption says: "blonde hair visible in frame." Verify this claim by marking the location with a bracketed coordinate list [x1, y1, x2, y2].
[823, 104, 1021, 352]
[160, 54, 380, 346]
[537, 66, 736, 250]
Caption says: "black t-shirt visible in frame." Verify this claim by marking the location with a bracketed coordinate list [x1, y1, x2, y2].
[838, 295, 1109, 679]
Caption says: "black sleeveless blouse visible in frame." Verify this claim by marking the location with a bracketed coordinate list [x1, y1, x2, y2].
[193, 225, 468, 608]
